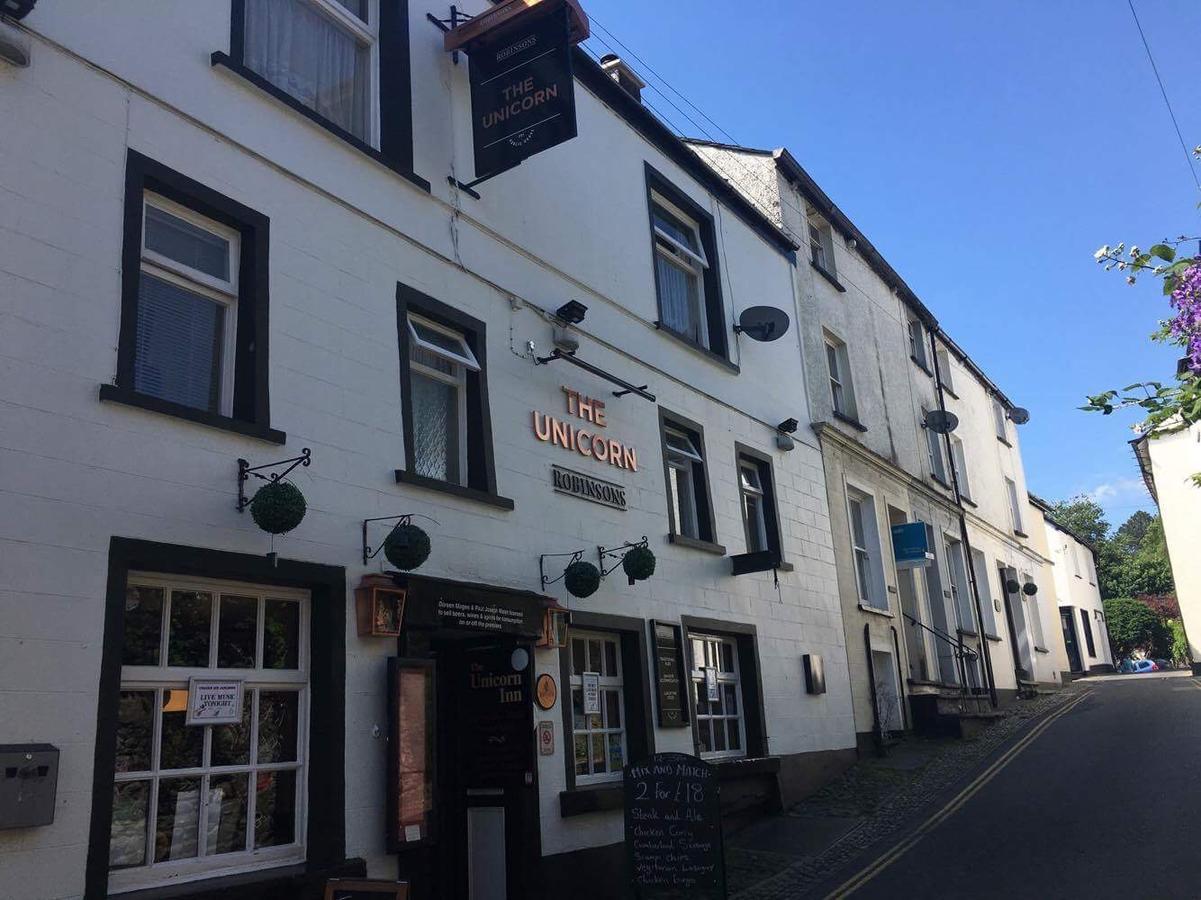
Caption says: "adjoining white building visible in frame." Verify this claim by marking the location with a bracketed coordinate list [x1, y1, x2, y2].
[1029, 495, 1115, 676]
[1134, 422, 1201, 673]
[689, 142, 1062, 744]
[0, 3, 859, 898]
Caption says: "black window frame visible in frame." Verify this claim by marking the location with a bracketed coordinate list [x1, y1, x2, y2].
[734, 443, 785, 562]
[394, 283, 513, 510]
[211, 0, 428, 192]
[644, 163, 731, 366]
[658, 407, 723, 554]
[84, 538, 352, 900]
[99, 150, 285, 445]
[681, 617, 769, 761]
[557, 612, 655, 817]
[1079, 607, 1097, 657]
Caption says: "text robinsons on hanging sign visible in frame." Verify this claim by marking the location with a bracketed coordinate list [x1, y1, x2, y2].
[533, 385, 639, 471]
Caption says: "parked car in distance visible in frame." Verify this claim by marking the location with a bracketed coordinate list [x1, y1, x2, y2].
[1132, 659, 1159, 674]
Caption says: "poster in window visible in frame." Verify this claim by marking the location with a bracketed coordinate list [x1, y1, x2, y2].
[185, 678, 244, 726]
[704, 667, 719, 703]
[387, 659, 435, 850]
[582, 672, 601, 716]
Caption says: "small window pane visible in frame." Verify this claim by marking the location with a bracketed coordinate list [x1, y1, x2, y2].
[698, 721, 713, 753]
[691, 639, 705, 671]
[720, 642, 735, 673]
[604, 640, 618, 677]
[211, 696, 252, 767]
[206, 774, 249, 855]
[713, 721, 727, 751]
[607, 733, 624, 772]
[723, 683, 739, 716]
[571, 688, 584, 730]
[144, 205, 230, 282]
[254, 770, 297, 849]
[168, 591, 212, 667]
[263, 600, 300, 670]
[123, 586, 164, 666]
[604, 690, 621, 729]
[590, 734, 606, 774]
[586, 640, 602, 673]
[258, 692, 299, 764]
[412, 319, 471, 361]
[411, 343, 459, 377]
[109, 780, 150, 869]
[727, 720, 741, 751]
[694, 681, 710, 715]
[411, 370, 459, 484]
[115, 691, 154, 773]
[155, 777, 202, 862]
[332, 0, 367, 21]
[160, 691, 203, 770]
[653, 204, 699, 252]
[217, 596, 258, 668]
[135, 273, 224, 414]
[573, 735, 589, 776]
[571, 639, 586, 676]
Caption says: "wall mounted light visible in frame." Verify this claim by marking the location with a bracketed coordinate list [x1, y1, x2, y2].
[555, 300, 588, 325]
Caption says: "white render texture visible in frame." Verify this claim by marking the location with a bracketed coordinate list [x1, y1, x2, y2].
[0, 3, 854, 896]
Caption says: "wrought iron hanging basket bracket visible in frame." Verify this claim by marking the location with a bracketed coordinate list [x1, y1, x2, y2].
[236, 448, 312, 512]
[596, 536, 650, 578]
[539, 549, 585, 589]
[362, 514, 442, 566]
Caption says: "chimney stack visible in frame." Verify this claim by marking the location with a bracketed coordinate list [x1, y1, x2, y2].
[600, 54, 645, 103]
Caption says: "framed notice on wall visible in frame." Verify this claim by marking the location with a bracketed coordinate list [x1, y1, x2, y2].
[651, 621, 689, 727]
[387, 659, 435, 850]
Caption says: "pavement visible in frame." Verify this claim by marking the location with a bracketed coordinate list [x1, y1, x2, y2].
[728, 672, 1201, 899]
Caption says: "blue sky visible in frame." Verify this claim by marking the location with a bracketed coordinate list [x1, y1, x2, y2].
[581, 0, 1201, 532]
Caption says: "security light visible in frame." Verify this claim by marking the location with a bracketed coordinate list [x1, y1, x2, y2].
[1, 0, 37, 20]
[777, 418, 799, 435]
[555, 300, 588, 325]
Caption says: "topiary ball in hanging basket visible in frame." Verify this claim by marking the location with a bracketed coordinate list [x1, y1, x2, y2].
[1022, 582, 1038, 596]
[564, 561, 601, 599]
[1005, 579, 1021, 594]
[384, 523, 432, 571]
[250, 481, 307, 535]
[622, 546, 656, 585]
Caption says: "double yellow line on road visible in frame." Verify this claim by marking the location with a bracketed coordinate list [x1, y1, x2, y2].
[824, 689, 1093, 899]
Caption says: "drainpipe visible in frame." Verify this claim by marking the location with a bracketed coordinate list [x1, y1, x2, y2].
[930, 328, 998, 709]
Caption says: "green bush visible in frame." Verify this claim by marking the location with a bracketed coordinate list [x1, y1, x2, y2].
[1169, 618, 1191, 666]
[1103, 597, 1167, 659]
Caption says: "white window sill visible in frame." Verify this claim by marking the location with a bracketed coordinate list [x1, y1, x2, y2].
[858, 603, 894, 618]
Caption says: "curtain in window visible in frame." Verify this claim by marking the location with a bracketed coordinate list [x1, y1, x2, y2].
[134, 275, 223, 412]
[245, 0, 369, 140]
[655, 253, 700, 341]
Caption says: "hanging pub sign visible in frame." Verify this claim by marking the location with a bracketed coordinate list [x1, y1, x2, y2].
[448, 0, 588, 183]
[891, 522, 934, 570]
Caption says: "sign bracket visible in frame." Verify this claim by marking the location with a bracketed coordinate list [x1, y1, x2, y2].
[446, 166, 515, 201]
[539, 548, 585, 589]
[535, 348, 656, 402]
[425, 5, 475, 64]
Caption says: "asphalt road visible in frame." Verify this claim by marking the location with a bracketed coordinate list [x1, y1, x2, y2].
[846, 673, 1201, 899]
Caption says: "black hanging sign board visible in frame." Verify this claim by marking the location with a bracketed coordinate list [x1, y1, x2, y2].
[467, 5, 578, 182]
[624, 753, 727, 899]
[651, 621, 688, 728]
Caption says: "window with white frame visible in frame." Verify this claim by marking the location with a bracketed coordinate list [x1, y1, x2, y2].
[847, 489, 887, 610]
[109, 575, 308, 892]
[825, 333, 857, 419]
[944, 537, 975, 633]
[936, 348, 955, 392]
[1024, 572, 1047, 650]
[971, 548, 999, 637]
[406, 313, 479, 485]
[908, 318, 929, 369]
[651, 193, 711, 347]
[135, 195, 240, 416]
[949, 435, 971, 499]
[1087, 551, 1097, 585]
[923, 410, 949, 484]
[1005, 477, 1024, 533]
[663, 423, 712, 542]
[993, 398, 1008, 442]
[1072, 542, 1083, 578]
[244, 0, 379, 143]
[809, 214, 837, 278]
[569, 632, 626, 784]
[689, 634, 745, 759]
[739, 460, 769, 554]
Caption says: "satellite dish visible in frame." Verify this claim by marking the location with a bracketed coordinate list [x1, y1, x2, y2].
[924, 409, 959, 435]
[734, 306, 790, 342]
[1008, 407, 1031, 426]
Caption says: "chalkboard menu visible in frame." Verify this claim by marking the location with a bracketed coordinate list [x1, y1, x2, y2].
[652, 622, 688, 728]
[624, 753, 726, 899]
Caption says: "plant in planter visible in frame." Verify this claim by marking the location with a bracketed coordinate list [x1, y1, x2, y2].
[249, 481, 307, 535]
[621, 545, 656, 586]
[384, 523, 432, 571]
[564, 560, 601, 599]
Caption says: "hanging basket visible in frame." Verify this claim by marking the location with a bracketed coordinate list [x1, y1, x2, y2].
[1005, 578, 1021, 594]
[384, 523, 432, 571]
[249, 481, 307, 535]
[564, 561, 601, 598]
[1022, 582, 1038, 596]
[622, 546, 656, 585]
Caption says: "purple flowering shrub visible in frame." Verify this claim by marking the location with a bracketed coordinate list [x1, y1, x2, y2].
[1168, 262, 1201, 374]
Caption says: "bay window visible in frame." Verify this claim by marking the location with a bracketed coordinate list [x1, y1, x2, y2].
[109, 576, 309, 892]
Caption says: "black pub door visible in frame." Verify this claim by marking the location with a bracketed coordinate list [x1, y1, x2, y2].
[1060, 608, 1084, 673]
[436, 639, 538, 900]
